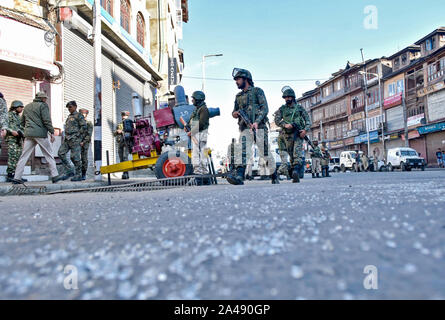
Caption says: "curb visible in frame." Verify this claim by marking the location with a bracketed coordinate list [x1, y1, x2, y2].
[0, 180, 108, 196]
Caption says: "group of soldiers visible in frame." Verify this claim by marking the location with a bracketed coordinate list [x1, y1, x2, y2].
[0, 91, 93, 184]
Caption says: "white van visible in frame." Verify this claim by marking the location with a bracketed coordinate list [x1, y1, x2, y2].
[340, 151, 363, 172]
[387, 147, 426, 171]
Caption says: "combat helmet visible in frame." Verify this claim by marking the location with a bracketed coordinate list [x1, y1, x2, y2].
[191, 91, 205, 102]
[10, 100, 24, 109]
[281, 86, 296, 98]
[232, 68, 253, 81]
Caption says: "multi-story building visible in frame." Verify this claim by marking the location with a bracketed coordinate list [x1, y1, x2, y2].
[0, 0, 188, 177]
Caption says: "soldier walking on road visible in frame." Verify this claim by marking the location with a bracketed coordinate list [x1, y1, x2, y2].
[273, 110, 291, 180]
[114, 111, 131, 179]
[58, 101, 87, 182]
[79, 108, 93, 180]
[274, 86, 311, 183]
[226, 68, 279, 185]
[310, 141, 323, 178]
[5, 101, 25, 182]
[13, 92, 64, 184]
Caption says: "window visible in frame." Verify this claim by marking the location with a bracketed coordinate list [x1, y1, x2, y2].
[120, 0, 131, 33]
[394, 57, 400, 68]
[426, 37, 436, 51]
[388, 83, 396, 97]
[101, 0, 113, 15]
[396, 79, 404, 94]
[136, 12, 145, 47]
[401, 54, 407, 65]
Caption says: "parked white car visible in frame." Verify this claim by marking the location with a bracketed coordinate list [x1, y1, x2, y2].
[387, 147, 426, 171]
[329, 157, 341, 172]
[340, 151, 363, 172]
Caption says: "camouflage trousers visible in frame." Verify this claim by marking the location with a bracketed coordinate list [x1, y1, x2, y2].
[58, 138, 82, 174]
[118, 142, 129, 162]
[234, 128, 275, 173]
[281, 133, 304, 167]
[81, 142, 90, 172]
[311, 157, 322, 174]
[6, 139, 23, 174]
[277, 134, 290, 175]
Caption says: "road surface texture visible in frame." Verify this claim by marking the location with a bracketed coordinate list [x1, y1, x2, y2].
[1, 170, 444, 299]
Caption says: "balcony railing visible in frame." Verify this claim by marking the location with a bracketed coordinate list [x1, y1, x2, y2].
[428, 69, 445, 83]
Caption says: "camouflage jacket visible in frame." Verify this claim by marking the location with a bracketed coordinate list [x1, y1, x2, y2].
[114, 122, 125, 144]
[233, 86, 269, 131]
[310, 146, 323, 158]
[83, 121, 94, 144]
[0, 97, 8, 130]
[274, 103, 311, 134]
[189, 101, 209, 133]
[5, 111, 24, 142]
[64, 111, 87, 141]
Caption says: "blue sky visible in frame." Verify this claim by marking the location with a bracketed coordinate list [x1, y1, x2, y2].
[179, 0, 445, 156]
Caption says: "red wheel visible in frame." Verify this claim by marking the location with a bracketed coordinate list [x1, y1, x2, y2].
[155, 151, 193, 179]
[162, 158, 186, 177]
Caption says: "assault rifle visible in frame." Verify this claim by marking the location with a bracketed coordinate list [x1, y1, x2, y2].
[179, 116, 199, 145]
[237, 109, 256, 142]
[289, 122, 315, 150]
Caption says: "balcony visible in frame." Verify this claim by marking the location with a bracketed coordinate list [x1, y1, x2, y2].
[428, 69, 445, 83]
[320, 88, 346, 104]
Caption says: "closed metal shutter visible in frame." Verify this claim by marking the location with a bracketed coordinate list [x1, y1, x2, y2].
[386, 106, 404, 132]
[114, 63, 144, 161]
[0, 71, 33, 165]
[427, 90, 445, 122]
[63, 26, 115, 170]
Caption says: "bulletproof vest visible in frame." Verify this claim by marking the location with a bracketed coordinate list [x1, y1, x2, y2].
[236, 87, 268, 129]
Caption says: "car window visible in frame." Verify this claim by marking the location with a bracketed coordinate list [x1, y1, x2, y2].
[401, 151, 417, 156]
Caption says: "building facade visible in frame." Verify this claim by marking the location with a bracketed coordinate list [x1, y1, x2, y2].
[0, 0, 188, 177]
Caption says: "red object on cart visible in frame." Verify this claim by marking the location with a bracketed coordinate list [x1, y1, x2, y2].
[153, 108, 175, 128]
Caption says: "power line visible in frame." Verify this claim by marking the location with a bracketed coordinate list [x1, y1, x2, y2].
[182, 76, 328, 82]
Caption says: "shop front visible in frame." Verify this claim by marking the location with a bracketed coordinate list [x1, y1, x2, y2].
[418, 122, 445, 165]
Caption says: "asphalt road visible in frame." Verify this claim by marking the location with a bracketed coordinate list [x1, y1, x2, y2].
[1, 170, 444, 299]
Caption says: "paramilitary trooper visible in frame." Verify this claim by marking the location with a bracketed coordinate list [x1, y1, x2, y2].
[274, 86, 311, 183]
[58, 101, 87, 181]
[320, 142, 331, 178]
[187, 91, 210, 184]
[5, 101, 25, 182]
[79, 108, 94, 180]
[273, 110, 292, 180]
[227, 68, 279, 185]
[310, 140, 323, 178]
[114, 111, 131, 179]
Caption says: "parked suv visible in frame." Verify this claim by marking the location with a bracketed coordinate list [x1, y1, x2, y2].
[387, 147, 426, 171]
[340, 151, 363, 172]
[329, 157, 341, 172]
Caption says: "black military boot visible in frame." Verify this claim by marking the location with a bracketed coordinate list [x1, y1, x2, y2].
[292, 166, 301, 183]
[52, 175, 65, 184]
[312, 172, 316, 178]
[71, 169, 82, 182]
[322, 167, 326, 178]
[326, 167, 331, 177]
[227, 167, 245, 185]
[6, 173, 14, 182]
[316, 173, 320, 178]
[81, 170, 86, 181]
[271, 170, 280, 184]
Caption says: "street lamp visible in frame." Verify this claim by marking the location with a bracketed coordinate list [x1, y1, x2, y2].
[359, 70, 385, 161]
[202, 54, 223, 92]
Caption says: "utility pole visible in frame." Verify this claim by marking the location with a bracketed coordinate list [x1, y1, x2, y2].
[361, 48, 371, 156]
[377, 64, 385, 161]
[402, 93, 409, 147]
[93, 0, 102, 181]
[320, 119, 323, 141]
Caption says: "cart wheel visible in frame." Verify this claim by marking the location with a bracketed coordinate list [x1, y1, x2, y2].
[155, 151, 193, 179]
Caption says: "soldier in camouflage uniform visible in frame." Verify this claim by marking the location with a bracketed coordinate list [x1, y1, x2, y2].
[187, 91, 210, 180]
[79, 108, 93, 180]
[0, 93, 8, 144]
[310, 140, 323, 178]
[273, 113, 291, 180]
[227, 68, 279, 185]
[274, 86, 312, 183]
[58, 101, 87, 181]
[114, 111, 131, 179]
[5, 101, 25, 182]
[320, 142, 331, 178]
